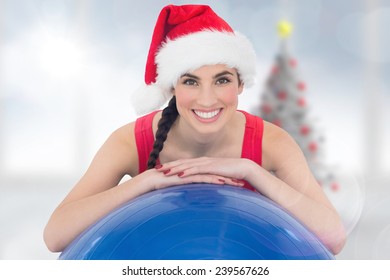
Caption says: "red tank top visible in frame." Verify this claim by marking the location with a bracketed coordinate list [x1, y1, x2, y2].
[134, 110, 263, 192]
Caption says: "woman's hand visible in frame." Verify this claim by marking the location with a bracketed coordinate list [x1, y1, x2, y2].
[153, 157, 253, 188]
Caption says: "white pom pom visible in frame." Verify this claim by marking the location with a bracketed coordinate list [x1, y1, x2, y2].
[131, 83, 172, 115]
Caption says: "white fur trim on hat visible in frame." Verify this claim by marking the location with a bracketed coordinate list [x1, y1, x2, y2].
[131, 83, 172, 115]
[156, 30, 257, 91]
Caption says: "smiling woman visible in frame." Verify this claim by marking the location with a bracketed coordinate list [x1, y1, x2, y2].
[44, 4, 346, 257]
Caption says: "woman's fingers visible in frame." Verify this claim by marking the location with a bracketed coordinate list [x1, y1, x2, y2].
[155, 157, 208, 174]
[155, 157, 247, 180]
[183, 174, 245, 187]
[153, 168, 245, 190]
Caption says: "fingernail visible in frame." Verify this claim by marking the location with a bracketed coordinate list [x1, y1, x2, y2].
[178, 172, 184, 177]
[155, 164, 163, 169]
[163, 169, 171, 175]
[232, 179, 244, 184]
[218, 179, 225, 184]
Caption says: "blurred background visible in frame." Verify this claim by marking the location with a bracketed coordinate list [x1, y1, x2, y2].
[0, 0, 389, 259]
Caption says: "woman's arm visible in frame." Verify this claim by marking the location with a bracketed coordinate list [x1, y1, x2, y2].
[43, 123, 241, 252]
[250, 122, 346, 255]
[43, 123, 147, 252]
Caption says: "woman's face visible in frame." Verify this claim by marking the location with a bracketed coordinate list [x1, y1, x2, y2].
[173, 64, 244, 136]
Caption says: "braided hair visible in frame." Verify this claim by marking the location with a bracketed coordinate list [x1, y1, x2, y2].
[147, 96, 179, 169]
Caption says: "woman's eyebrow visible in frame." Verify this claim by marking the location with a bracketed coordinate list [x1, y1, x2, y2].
[213, 71, 234, 79]
[180, 70, 234, 80]
[180, 73, 199, 80]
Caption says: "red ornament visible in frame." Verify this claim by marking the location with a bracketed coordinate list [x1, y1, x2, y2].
[289, 58, 297, 67]
[261, 104, 272, 114]
[308, 141, 318, 153]
[297, 97, 306, 107]
[272, 119, 282, 127]
[297, 81, 306, 91]
[277, 91, 288, 100]
[271, 65, 279, 74]
[300, 125, 310, 135]
[330, 182, 340, 192]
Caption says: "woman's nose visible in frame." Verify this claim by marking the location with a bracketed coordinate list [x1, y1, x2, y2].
[197, 86, 218, 107]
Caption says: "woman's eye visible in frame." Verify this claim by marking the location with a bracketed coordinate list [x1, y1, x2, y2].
[183, 79, 198, 86]
[216, 77, 231, 85]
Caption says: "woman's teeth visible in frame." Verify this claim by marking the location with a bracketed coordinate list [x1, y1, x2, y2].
[193, 109, 220, 119]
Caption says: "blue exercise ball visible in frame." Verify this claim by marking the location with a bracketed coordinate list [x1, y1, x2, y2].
[59, 184, 334, 260]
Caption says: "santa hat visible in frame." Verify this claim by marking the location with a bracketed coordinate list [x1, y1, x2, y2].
[132, 4, 257, 115]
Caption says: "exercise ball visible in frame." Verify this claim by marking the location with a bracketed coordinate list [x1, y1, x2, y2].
[59, 184, 334, 260]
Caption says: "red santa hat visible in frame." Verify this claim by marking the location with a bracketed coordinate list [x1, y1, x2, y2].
[132, 4, 257, 115]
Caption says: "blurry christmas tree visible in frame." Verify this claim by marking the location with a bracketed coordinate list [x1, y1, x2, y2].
[255, 21, 340, 192]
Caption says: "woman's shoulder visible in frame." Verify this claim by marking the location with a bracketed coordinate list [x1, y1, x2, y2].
[263, 120, 289, 140]
[133, 111, 162, 133]
[263, 121, 301, 152]
[262, 120, 303, 171]
[135, 110, 162, 123]
[104, 111, 162, 175]
[235, 111, 289, 141]
[237, 110, 262, 121]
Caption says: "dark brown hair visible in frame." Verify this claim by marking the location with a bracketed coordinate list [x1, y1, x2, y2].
[147, 96, 178, 169]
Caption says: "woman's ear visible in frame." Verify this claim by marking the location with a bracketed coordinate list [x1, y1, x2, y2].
[236, 70, 244, 95]
[238, 83, 244, 95]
